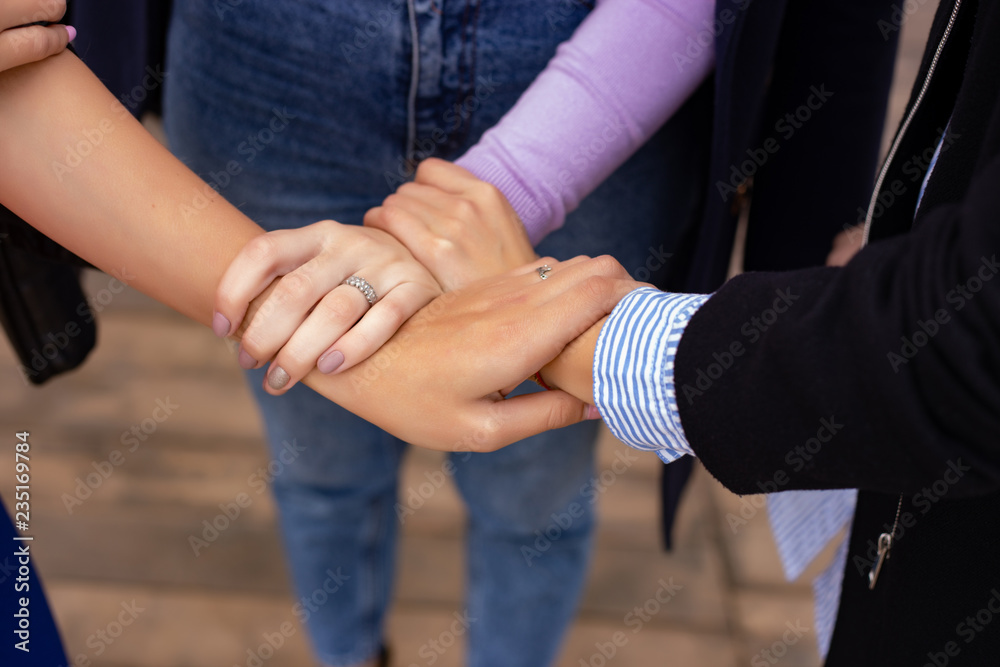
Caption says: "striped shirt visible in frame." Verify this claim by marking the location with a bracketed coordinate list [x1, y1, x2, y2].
[593, 286, 849, 659]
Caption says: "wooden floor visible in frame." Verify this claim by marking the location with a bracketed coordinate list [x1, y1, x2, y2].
[0, 7, 934, 666]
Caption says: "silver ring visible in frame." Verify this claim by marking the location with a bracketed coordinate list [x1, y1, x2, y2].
[537, 265, 552, 280]
[343, 275, 378, 305]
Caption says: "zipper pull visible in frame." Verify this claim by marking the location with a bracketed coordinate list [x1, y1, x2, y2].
[868, 531, 893, 589]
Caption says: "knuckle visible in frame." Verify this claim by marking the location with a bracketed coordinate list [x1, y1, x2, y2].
[379, 204, 411, 232]
[243, 234, 278, 264]
[239, 327, 267, 358]
[590, 254, 626, 277]
[316, 294, 356, 325]
[276, 346, 313, 374]
[377, 298, 409, 329]
[451, 198, 476, 222]
[277, 269, 315, 300]
[546, 399, 575, 432]
[579, 275, 611, 303]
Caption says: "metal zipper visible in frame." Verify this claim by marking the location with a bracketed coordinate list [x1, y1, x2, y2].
[862, 0, 964, 246]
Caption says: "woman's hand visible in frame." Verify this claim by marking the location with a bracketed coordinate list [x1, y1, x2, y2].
[335, 255, 638, 452]
[214, 220, 442, 395]
[365, 158, 537, 291]
[0, 0, 72, 73]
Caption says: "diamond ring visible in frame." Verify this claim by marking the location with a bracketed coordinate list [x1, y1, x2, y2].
[343, 275, 378, 305]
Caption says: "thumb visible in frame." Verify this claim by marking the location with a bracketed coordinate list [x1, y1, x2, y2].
[0, 24, 72, 73]
[476, 391, 598, 451]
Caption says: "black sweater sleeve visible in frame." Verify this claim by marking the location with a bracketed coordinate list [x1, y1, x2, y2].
[675, 153, 1000, 498]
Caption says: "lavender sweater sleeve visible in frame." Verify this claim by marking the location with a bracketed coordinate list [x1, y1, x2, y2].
[455, 0, 715, 244]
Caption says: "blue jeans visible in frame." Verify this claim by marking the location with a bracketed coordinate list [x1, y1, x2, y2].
[164, 1, 703, 665]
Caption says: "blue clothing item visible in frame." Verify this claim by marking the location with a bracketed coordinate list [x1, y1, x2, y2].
[0, 500, 68, 666]
[164, 1, 705, 665]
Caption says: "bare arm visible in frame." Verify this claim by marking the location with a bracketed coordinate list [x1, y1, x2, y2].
[0, 51, 625, 451]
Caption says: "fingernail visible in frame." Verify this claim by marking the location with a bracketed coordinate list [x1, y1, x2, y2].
[585, 404, 602, 420]
[317, 349, 345, 374]
[267, 365, 290, 390]
[212, 311, 231, 338]
[238, 348, 258, 370]
[65, 25, 77, 42]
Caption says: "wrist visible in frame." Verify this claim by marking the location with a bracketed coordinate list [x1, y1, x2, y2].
[538, 316, 605, 404]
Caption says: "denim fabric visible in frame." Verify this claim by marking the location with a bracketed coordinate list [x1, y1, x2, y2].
[164, 1, 703, 665]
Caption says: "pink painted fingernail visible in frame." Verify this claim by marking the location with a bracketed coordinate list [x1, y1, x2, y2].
[585, 405, 602, 420]
[238, 348, 258, 370]
[65, 26, 77, 42]
[212, 311, 231, 337]
[318, 349, 345, 374]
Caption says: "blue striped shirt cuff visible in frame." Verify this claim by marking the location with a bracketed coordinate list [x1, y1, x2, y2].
[593, 288, 710, 462]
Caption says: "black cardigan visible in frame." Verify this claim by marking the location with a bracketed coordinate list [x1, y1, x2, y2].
[677, 0, 1000, 662]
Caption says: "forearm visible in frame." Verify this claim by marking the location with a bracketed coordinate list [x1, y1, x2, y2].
[0, 51, 259, 323]
[456, 0, 714, 242]
[0, 52, 369, 412]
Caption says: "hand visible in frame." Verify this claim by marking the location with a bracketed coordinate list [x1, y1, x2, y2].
[335, 256, 638, 452]
[214, 220, 442, 395]
[364, 158, 537, 291]
[827, 225, 865, 267]
[0, 0, 72, 73]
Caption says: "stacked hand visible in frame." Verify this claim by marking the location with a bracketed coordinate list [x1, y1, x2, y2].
[215, 159, 544, 395]
[1, 1, 73, 73]
[214, 221, 441, 394]
[365, 158, 538, 291]
[215, 159, 640, 447]
[336, 256, 638, 451]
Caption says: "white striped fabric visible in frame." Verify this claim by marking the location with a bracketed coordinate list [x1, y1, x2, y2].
[592, 287, 857, 662]
[768, 490, 857, 659]
[593, 287, 708, 461]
